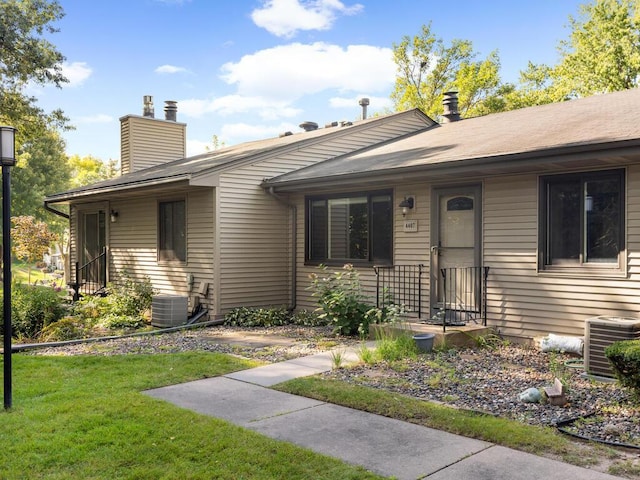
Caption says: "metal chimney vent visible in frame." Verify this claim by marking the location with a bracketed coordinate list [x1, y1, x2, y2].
[359, 97, 370, 120]
[143, 95, 154, 118]
[164, 100, 178, 121]
[442, 91, 460, 123]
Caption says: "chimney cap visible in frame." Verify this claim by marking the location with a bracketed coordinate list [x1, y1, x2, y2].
[299, 121, 318, 132]
[164, 100, 178, 121]
[143, 95, 154, 118]
[358, 97, 370, 106]
[442, 91, 460, 123]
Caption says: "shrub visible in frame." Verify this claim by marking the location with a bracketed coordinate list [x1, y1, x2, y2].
[106, 272, 154, 317]
[223, 306, 290, 327]
[308, 264, 373, 336]
[290, 309, 329, 327]
[3, 283, 67, 339]
[40, 317, 94, 342]
[100, 314, 146, 331]
[605, 339, 640, 395]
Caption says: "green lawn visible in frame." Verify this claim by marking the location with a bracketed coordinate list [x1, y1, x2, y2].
[276, 377, 610, 469]
[0, 353, 386, 480]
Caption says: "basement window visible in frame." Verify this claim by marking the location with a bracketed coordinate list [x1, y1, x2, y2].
[158, 199, 186, 262]
[540, 169, 624, 272]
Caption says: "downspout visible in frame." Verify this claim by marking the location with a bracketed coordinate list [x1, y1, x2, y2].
[43, 201, 70, 219]
[266, 186, 297, 311]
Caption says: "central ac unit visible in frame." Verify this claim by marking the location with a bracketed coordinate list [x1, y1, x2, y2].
[584, 316, 640, 377]
[151, 295, 188, 328]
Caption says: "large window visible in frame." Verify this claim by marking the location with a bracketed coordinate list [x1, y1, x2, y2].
[158, 199, 186, 262]
[540, 169, 624, 271]
[307, 191, 392, 264]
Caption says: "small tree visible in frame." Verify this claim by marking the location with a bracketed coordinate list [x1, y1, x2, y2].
[11, 215, 57, 283]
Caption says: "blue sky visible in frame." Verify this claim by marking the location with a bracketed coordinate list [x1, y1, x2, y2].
[33, 0, 585, 161]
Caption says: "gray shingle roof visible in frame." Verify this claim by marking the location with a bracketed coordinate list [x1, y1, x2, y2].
[264, 88, 640, 189]
[45, 109, 432, 203]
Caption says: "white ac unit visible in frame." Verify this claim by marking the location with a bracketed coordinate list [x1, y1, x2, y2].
[584, 316, 640, 377]
[151, 295, 188, 328]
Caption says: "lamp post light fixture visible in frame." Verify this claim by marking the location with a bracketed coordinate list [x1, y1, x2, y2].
[1, 126, 16, 410]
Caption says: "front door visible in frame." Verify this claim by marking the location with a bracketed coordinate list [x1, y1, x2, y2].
[430, 185, 481, 319]
[80, 210, 106, 283]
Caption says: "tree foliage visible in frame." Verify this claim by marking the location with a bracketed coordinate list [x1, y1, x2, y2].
[12, 215, 57, 264]
[390, 23, 508, 119]
[556, 0, 640, 97]
[68, 155, 119, 188]
[509, 0, 640, 108]
[0, 0, 71, 233]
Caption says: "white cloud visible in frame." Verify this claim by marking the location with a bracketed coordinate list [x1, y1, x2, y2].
[220, 122, 299, 141]
[62, 62, 92, 87]
[329, 95, 393, 110]
[251, 0, 363, 38]
[221, 42, 395, 101]
[186, 138, 211, 157]
[77, 114, 113, 124]
[155, 64, 189, 74]
[178, 95, 302, 120]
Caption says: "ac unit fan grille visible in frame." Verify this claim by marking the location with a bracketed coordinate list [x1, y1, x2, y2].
[585, 317, 640, 377]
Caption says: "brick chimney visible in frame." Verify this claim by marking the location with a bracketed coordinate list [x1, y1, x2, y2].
[119, 96, 186, 175]
[442, 91, 461, 123]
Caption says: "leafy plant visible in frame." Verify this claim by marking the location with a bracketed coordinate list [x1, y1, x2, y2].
[223, 306, 290, 327]
[40, 316, 94, 342]
[308, 264, 374, 336]
[3, 282, 67, 339]
[605, 339, 640, 396]
[290, 309, 329, 327]
[106, 271, 154, 317]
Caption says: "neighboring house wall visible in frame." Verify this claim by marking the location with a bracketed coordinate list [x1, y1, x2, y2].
[293, 165, 640, 340]
[94, 187, 215, 312]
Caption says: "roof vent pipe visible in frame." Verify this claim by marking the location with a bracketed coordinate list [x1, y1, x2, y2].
[164, 100, 178, 121]
[442, 91, 460, 123]
[299, 121, 318, 132]
[359, 97, 370, 120]
[143, 95, 154, 118]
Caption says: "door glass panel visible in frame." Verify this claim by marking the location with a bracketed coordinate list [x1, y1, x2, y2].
[435, 193, 477, 309]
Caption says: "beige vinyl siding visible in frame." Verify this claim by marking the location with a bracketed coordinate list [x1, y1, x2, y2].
[108, 187, 215, 312]
[120, 116, 186, 174]
[484, 168, 640, 339]
[294, 186, 429, 315]
[216, 115, 432, 313]
[217, 164, 292, 312]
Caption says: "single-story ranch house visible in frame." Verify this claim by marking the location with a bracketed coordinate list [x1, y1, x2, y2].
[45, 88, 640, 341]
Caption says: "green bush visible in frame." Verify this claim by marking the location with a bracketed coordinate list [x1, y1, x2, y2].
[223, 306, 290, 327]
[290, 309, 330, 327]
[3, 283, 67, 339]
[100, 314, 146, 331]
[605, 339, 640, 395]
[71, 272, 154, 331]
[308, 264, 375, 336]
[40, 316, 94, 342]
[106, 272, 154, 317]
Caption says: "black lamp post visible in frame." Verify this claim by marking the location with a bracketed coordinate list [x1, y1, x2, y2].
[1, 126, 16, 410]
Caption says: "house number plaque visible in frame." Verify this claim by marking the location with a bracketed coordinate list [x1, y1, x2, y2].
[403, 220, 418, 232]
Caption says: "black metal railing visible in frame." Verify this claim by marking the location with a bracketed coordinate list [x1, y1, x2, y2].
[70, 248, 107, 300]
[374, 264, 424, 318]
[432, 266, 489, 331]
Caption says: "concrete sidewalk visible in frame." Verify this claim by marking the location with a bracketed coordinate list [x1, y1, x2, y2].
[144, 347, 621, 480]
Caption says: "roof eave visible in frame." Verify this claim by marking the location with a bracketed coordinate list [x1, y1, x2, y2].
[44, 174, 191, 204]
[264, 139, 640, 192]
